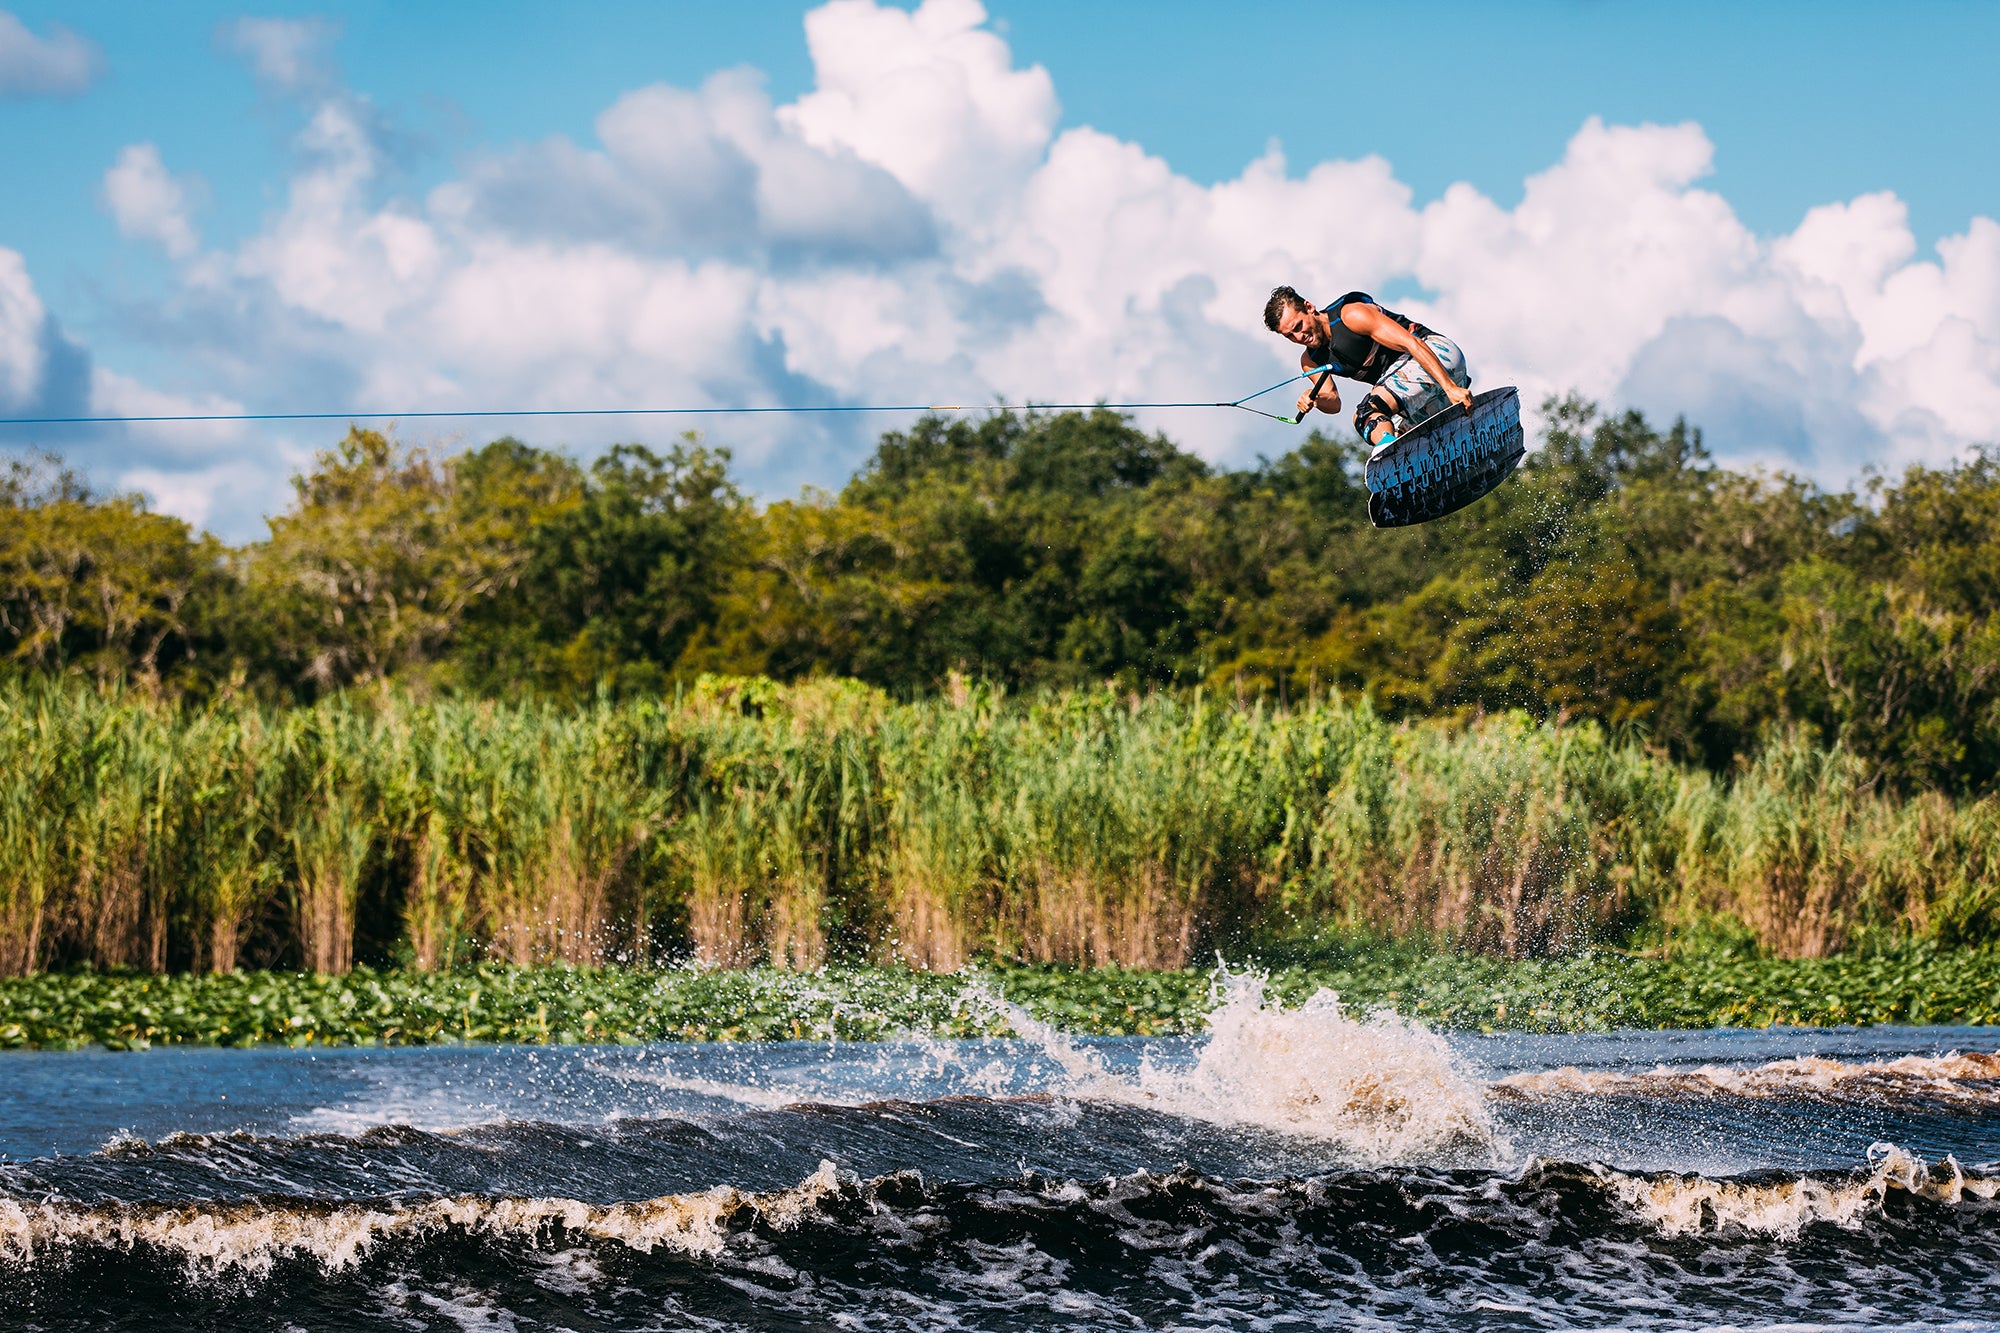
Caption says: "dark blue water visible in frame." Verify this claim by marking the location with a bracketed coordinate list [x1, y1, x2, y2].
[2, 983, 1997, 1330]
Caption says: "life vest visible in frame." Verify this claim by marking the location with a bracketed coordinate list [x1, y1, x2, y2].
[1306, 292, 1432, 385]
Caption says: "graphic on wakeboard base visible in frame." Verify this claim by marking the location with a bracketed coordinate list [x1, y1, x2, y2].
[1364, 386, 1525, 528]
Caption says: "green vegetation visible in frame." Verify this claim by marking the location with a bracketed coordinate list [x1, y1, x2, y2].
[14, 398, 2000, 799]
[4, 948, 1994, 1051]
[9, 401, 2000, 990]
[6, 678, 2000, 978]
[0, 965, 981, 1050]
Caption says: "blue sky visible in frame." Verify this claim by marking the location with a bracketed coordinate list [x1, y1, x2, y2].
[2, 1, 1998, 537]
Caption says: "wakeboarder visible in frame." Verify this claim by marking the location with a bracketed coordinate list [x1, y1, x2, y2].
[1263, 287, 1474, 450]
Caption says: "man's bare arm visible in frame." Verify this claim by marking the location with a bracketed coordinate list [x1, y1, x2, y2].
[1340, 304, 1474, 412]
[1295, 356, 1341, 417]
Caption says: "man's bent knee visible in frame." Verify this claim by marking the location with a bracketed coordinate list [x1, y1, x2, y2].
[1355, 396, 1397, 444]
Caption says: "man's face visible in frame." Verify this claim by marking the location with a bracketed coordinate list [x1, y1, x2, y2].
[1276, 302, 1322, 348]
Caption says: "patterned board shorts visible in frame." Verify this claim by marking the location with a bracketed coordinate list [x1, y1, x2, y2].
[1375, 333, 1470, 429]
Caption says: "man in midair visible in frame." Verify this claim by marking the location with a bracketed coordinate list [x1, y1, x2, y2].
[1263, 286, 1474, 450]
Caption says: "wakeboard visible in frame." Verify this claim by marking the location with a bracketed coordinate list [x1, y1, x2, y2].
[1364, 386, 1524, 528]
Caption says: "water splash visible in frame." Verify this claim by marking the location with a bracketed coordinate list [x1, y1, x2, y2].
[1603, 1143, 2000, 1240]
[1120, 972, 1496, 1161]
[958, 969, 1497, 1163]
[580, 969, 1499, 1163]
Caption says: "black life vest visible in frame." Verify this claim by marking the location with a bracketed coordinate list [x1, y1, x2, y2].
[1305, 291, 1431, 385]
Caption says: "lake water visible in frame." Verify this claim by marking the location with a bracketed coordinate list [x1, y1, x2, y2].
[2, 978, 1997, 1330]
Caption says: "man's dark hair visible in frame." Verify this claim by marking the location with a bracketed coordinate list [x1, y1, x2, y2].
[1264, 285, 1309, 331]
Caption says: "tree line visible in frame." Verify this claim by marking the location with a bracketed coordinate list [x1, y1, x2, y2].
[6, 397, 2000, 794]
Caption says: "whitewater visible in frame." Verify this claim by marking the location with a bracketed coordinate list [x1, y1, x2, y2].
[2, 976, 1996, 1330]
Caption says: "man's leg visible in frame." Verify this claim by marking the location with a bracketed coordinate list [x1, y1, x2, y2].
[1378, 335, 1470, 429]
[1354, 393, 1400, 448]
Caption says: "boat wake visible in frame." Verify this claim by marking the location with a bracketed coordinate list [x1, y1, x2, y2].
[4, 1149, 1996, 1330]
[4, 978, 1998, 1329]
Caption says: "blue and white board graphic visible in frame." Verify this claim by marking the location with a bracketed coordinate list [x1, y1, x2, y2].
[1364, 386, 1525, 528]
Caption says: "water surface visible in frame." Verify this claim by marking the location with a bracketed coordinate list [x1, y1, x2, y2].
[2, 981, 1996, 1330]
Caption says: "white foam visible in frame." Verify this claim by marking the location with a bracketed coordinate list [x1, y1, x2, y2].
[0, 1159, 844, 1276]
[1498, 1050, 2000, 1104]
[1604, 1144, 2000, 1240]
[412, 1285, 523, 1332]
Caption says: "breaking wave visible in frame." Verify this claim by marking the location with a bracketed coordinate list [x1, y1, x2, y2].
[1498, 1050, 2000, 1105]
[5, 977, 1997, 1328]
[4, 1150, 1997, 1330]
[1601, 1143, 2000, 1239]
[0, 1161, 844, 1276]
[8, 1149, 1996, 1275]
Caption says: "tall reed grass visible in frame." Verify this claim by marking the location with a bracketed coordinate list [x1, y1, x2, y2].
[1, 674, 1996, 975]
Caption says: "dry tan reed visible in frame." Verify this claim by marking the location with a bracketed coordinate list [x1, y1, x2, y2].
[4, 677, 2000, 974]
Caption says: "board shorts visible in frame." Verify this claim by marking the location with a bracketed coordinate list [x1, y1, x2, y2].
[1372, 333, 1470, 431]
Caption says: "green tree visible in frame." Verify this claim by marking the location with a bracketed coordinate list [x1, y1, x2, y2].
[0, 453, 229, 684]
[703, 409, 1223, 692]
[456, 439, 744, 696]
[235, 429, 521, 692]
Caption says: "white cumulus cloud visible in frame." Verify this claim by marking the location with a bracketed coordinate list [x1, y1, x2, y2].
[27, 0, 2000, 539]
[0, 246, 90, 417]
[785, 0, 1058, 235]
[0, 9, 98, 98]
[0, 252, 264, 530]
[0, 248, 49, 407]
[433, 67, 936, 262]
[101, 144, 202, 259]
